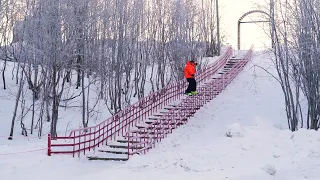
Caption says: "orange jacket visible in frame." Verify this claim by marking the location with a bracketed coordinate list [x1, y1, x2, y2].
[184, 61, 196, 78]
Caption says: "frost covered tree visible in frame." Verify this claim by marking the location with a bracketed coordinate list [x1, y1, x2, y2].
[270, 0, 320, 131]
[0, 0, 221, 137]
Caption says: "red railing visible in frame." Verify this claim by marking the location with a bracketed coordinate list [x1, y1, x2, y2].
[125, 46, 254, 157]
[47, 46, 233, 157]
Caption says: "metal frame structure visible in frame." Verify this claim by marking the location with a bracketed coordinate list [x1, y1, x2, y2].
[237, 10, 270, 50]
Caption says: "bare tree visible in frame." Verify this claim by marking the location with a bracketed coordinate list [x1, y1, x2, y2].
[270, 0, 320, 131]
[1, 0, 220, 137]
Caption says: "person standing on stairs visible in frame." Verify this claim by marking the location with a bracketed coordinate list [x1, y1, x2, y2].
[184, 60, 198, 96]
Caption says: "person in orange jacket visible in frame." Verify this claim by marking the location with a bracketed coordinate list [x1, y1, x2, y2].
[184, 60, 198, 96]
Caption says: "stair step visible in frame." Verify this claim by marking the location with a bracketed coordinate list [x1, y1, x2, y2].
[117, 139, 140, 144]
[136, 125, 147, 129]
[88, 156, 129, 161]
[123, 135, 157, 140]
[144, 121, 185, 126]
[109, 144, 144, 149]
[136, 125, 172, 130]
[175, 107, 200, 110]
[158, 117, 188, 121]
[159, 111, 169, 114]
[175, 105, 200, 109]
[229, 58, 242, 60]
[168, 104, 178, 107]
[148, 117, 159, 120]
[153, 113, 164, 116]
[203, 83, 220, 87]
[135, 131, 165, 135]
[197, 89, 220, 92]
[173, 107, 200, 110]
[98, 149, 129, 154]
[147, 116, 188, 120]
[144, 121, 159, 124]
[193, 93, 217, 96]
[164, 107, 174, 110]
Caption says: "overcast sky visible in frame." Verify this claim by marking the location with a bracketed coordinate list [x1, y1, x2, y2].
[220, 0, 271, 50]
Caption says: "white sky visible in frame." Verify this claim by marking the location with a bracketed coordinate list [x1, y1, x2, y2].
[220, 0, 271, 50]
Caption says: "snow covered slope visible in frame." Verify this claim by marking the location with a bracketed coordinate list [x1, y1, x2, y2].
[2, 50, 320, 180]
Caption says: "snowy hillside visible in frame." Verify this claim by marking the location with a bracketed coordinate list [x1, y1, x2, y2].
[2, 50, 320, 180]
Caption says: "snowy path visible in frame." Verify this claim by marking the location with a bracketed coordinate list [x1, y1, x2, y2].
[2, 50, 320, 180]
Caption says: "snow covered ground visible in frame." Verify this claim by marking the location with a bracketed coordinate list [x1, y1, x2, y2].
[2, 49, 320, 180]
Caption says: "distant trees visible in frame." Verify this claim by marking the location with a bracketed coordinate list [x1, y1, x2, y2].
[0, 0, 220, 138]
[270, 0, 320, 131]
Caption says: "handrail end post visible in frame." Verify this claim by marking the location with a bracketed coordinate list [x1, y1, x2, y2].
[47, 133, 52, 156]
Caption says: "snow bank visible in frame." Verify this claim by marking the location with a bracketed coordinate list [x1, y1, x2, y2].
[124, 118, 320, 179]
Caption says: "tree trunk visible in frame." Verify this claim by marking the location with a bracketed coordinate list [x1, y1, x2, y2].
[50, 65, 58, 137]
[2, 60, 6, 89]
[81, 70, 87, 127]
[8, 70, 24, 140]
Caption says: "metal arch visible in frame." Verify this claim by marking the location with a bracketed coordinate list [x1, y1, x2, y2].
[238, 10, 270, 50]
[238, 10, 270, 22]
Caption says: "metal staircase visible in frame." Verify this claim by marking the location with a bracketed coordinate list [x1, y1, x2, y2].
[47, 46, 253, 161]
[86, 49, 253, 161]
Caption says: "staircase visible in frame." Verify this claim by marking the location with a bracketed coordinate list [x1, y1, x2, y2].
[47, 46, 253, 161]
[86, 48, 254, 161]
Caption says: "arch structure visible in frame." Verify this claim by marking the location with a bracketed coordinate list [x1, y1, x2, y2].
[238, 10, 270, 50]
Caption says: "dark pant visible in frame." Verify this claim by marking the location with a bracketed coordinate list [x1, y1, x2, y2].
[185, 78, 197, 94]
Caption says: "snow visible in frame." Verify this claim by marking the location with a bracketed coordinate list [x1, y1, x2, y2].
[1, 50, 320, 180]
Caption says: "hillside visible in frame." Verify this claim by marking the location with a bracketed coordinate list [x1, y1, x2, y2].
[2, 50, 320, 180]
